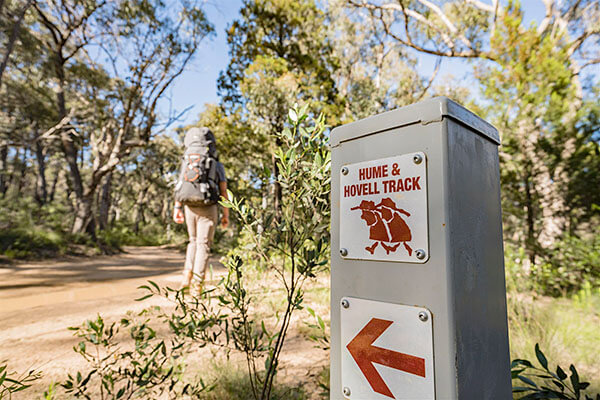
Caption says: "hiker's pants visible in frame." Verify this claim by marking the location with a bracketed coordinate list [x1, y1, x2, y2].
[184, 204, 218, 280]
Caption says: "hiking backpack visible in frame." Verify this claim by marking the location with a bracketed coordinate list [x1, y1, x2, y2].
[174, 127, 221, 206]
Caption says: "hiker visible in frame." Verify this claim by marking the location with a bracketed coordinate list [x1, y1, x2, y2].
[172, 127, 229, 295]
[351, 198, 413, 256]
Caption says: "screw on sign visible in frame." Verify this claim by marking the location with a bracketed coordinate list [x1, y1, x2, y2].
[351, 197, 413, 256]
[346, 318, 426, 399]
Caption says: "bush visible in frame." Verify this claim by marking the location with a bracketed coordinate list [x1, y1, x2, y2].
[505, 233, 600, 297]
[0, 362, 41, 399]
[512, 344, 599, 399]
[60, 313, 210, 399]
[533, 234, 600, 296]
[97, 223, 173, 249]
[0, 228, 66, 259]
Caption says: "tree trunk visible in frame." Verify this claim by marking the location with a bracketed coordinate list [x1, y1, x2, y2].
[6, 146, 20, 193]
[272, 158, 282, 213]
[48, 168, 60, 202]
[161, 197, 170, 222]
[53, 52, 89, 235]
[524, 172, 536, 266]
[0, 0, 33, 89]
[133, 187, 148, 234]
[98, 171, 112, 230]
[0, 142, 7, 196]
[16, 147, 27, 196]
[72, 194, 96, 238]
[34, 139, 48, 205]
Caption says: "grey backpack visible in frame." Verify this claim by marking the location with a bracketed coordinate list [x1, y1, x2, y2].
[175, 127, 220, 206]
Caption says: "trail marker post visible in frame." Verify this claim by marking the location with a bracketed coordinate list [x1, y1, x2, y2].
[330, 97, 511, 399]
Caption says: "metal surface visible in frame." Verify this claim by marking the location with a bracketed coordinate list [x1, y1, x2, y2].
[330, 96, 500, 147]
[341, 297, 435, 399]
[330, 97, 511, 399]
[339, 153, 428, 263]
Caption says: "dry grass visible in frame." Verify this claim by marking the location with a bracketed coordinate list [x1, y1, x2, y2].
[508, 289, 600, 394]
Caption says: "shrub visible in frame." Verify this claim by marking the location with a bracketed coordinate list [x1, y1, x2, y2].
[533, 234, 600, 296]
[512, 344, 599, 399]
[60, 313, 210, 399]
[505, 233, 600, 296]
[0, 228, 66, 259]
[0, 362, 41, 399]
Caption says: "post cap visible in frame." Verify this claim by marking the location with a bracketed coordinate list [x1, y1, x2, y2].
[331, 97, 499, 147]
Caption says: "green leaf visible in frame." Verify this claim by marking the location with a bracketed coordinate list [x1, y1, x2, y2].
[551, 380, 564, 391]
[135, 294, 153, 302]
[512, 368, 526, 378]
[569, 364, 580, 395]
[535, 343, 548, 370]
[512, 359, 534, 368]
[518, 375, 538, 387]
[288, 109, 298, 122]
[556, 365, 567, 380]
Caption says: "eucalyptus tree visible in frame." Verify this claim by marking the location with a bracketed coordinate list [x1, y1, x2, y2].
[208, 0, 341, 213]
[346, 0, 600, 262]
[0, 0, 35, 88]
[327, 0, 443, 122]
[32, 0, 213, 235]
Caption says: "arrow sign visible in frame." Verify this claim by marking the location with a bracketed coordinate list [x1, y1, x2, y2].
[346, 318, 426, 399]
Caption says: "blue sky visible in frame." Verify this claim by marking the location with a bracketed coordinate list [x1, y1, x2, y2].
[162, 0, 547, 128]
[162, 0, 243, 128]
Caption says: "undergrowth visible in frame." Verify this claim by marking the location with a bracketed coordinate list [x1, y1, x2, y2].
[507, 290, 600, 394]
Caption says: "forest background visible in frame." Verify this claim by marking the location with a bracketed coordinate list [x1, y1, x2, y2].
[0, 0, 599, 398]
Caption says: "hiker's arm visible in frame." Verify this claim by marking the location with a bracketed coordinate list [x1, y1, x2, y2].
[173, 201, 184, 224]
[173, 158, 186, 224]
[219, 181, 229, 228]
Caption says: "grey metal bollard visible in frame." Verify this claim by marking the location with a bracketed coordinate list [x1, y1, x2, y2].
[330, 97, 511, 399]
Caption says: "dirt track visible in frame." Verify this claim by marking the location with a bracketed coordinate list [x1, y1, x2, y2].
[0, 246, 227, 396]
[0, 246, 328, 398]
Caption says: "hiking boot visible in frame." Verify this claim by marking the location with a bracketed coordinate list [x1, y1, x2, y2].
[190, 279, 203, 297]
[179, 270, 193, 290]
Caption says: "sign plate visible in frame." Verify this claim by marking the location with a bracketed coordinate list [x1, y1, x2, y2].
[340, 153, 428, 263]
[341, 297, 435, 399]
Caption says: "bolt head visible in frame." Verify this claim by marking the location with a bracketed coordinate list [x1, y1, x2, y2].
[341, 299, 350, 309]
[418, 311, 429, 322]
[341, 166, 349, 175]
[343, 387, 351, 396]
[413, 154, 423, 164]
[340, 248, 348, 257]
[415, 249, 426, 260]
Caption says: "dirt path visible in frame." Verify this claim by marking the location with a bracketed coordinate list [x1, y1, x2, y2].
[0, 246, 227, 396]
[0, 247, 329, 398]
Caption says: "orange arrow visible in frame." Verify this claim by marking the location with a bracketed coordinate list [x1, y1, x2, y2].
[346, 318, 425, 399]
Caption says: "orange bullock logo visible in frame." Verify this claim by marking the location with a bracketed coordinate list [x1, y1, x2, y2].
[351, 198, 413, 256]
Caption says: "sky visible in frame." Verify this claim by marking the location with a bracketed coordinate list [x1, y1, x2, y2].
[161, 0, 243, 128]
[161, 0, 548, 129]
